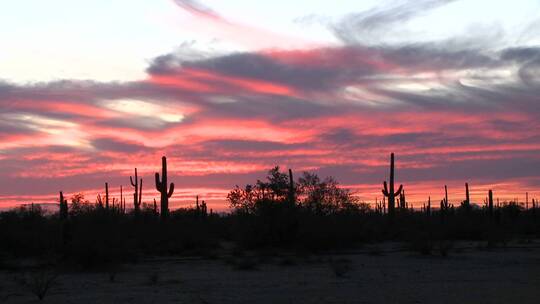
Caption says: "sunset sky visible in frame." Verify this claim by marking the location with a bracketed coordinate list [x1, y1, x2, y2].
[1, 0, 540, 210]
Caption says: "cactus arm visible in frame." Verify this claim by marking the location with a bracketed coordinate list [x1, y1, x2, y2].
[155, 173, 162, 191]
[138, 179, 143, 204]
[394, 184, 403, 197]
[130, 168, 138, 187]
[167, 183, 175, 198]
[382, 181, 389, 197]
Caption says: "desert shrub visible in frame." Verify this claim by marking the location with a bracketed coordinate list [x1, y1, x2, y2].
[0, 206, 62, 257]
[435, 240, 454, 257]
[147, 272, 160, 286]
[408, 232, 434, 255]
[233, 256, 260, 271]
[330, 258, 352, 278]
[278, 256, 297, 266]
[484, 226, 509, 249]
[19, 270, 58, 301]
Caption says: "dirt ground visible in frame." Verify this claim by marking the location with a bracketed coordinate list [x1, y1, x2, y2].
[1, 241, 539, 304]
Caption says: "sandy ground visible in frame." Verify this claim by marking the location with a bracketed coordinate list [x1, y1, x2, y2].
[1, 242, 539, 304]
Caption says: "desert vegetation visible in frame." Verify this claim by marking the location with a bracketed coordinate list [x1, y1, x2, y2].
[0, 154, 537, 269]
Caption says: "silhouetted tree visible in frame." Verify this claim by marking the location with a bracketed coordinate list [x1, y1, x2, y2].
[228, 166, 294, 213]
[69, 193, 92, 216]
[297, 172, 358, 215]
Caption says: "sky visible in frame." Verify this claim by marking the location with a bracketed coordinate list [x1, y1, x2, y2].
[1, 0, 540, 210]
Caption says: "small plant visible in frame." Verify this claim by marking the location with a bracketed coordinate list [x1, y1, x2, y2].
[330, 258, 352, 278]
[278, 256, 297, 266]
[25, 270, 58, 301]
[485, 227, 509, 249]
[148, 272, 160, 286]
[233, 256, 259, 271]
[436, 240, 453, 257]
[409, 234, 434, 255]
[368, 246, 384, 256]
[108, 271, 117, 283]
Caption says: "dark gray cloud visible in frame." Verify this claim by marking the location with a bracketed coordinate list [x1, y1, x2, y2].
[501, 47, 540, 62]
[91, 138, 148, 153]
[146, 43, 501, 101]
[202, 139, 302, 152]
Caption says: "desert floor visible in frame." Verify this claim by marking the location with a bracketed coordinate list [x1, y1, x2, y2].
[1, 241, 539, 304]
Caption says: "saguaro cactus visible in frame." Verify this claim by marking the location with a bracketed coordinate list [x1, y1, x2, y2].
[426, 196, 431, 216]
[464, 183, 470, 207]
[201, 200, 208, 217]
[399, 189, 406, 209]
[488, 189, 494, 219]
[97, 194, 103, 208]
[376, 198, 383, 215]
[288, 168, 295, 206]
[130, 168, 143, 214]
[155, 156, 174, 220]
[444, 185, 449, 208]
[120, 185, 123, 209]
[59, 191, 68, 220]
[119, 186, 127, 214]
[105, 182, 109, 209]
[440, 185, 450, 211]
[382, 153, 403, 219]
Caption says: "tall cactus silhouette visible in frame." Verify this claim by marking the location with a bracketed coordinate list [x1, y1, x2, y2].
[382, 153, 402, 219]
[441, 185, 450, 211]
[201, 200, 208, 217]
[399, 189, 406, 209]
[155, 156, 174, 220]
[288, 168, 295, 206]
[119, 186, 127, 214]
[488, 189, 494, 219]
[105, 182, 109, 209]
[120, 185, 123, 211]
[59, 191, 68, 220]
[464, 183, 470, 207]
[130, 168, 143, 214]
[440, 185, 450, 222]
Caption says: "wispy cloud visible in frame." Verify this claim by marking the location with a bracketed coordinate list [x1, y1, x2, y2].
[333, 0, 458, 44]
